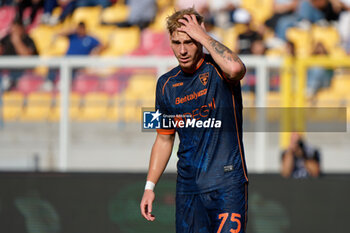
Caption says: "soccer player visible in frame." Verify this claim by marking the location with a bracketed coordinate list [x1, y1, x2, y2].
[140, 8, 248, 233]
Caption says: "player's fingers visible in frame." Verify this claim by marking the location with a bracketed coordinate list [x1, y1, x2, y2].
[201, 22, 206, 31]
[191, 14, 198, 24]
[178, 18, 188, 26]
[147, 200, 153, 215]
[140, 201, 148, 219]
[183, 14, 192, 23]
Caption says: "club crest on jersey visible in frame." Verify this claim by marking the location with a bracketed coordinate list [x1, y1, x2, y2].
[199, 72, 209, 86]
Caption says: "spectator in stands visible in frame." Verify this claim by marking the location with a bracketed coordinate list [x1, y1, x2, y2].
[16, 0, 44, 26]
[41, 0, 77, 25]
[275, 0, 343, 41]
[281, 132, 321, 178]
[338, 0, 350, 53]
[56, 22, 104, 55]
[307, 41, 333, 98]
[235, 9, 265, 55]
[114, 0, 156, 30]
[75, 0, 110, 8]
[235, 9, 266, 93]
[176, 0, 210, 20]
[45, 22, 104, 89]
[208, 0, 241, 28]
[1, 0, 14, 6]
[264, 0, 299, 33]
[0, 19, 38, 91]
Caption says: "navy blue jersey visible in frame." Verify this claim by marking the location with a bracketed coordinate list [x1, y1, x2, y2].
[155, 55, 248, 194]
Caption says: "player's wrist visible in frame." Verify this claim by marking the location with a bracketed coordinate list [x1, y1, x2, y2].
[145, 181, 155, 191]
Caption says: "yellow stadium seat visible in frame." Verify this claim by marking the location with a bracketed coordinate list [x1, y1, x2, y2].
[101, 27, 140, 56]
[29, 25, 58, 55]
[330, 75, 350, 95]
[241, 0, 274, 26]
[242, 91, 255, 107]
[286, 27, 312, 57]
[21, 92, 52, 121]
[49, 36, 69, 56]
[267, 92, 281, 107]
[311, 25, 340, 54]
[222, 25, 247, 52]
[71, 6, 102, 30]
[149, 6, 173, 32]
[2, 91, 24, 121]
[50, 93, 82, 121]
[125, 74, 156, 97]
[106, 94, 122, 121]
[101, 3, 129, 23]
[78, 92, 109, 121]
[91, 26, 116, 46]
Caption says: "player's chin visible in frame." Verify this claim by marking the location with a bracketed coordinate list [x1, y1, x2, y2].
[179, 61, 193, 70]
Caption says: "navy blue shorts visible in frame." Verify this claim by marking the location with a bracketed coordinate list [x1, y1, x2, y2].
[176, 182, 248, 233]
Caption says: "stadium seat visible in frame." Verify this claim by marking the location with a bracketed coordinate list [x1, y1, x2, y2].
[29, 25, 59, 56]
[101, 3, 129, 23]
[148, 6, 173, 32]
[131, 29, 172, 56]
[72, 73, 100, 95]
[100, 75, 122, 95]
[78, 92, 109, 121]
[106, 93, 122, 121]
[16, 73, 45, 95]
[286, 27, 312, 57]
[23, 7, 44, 32]
[125, 74, 156, 98]
[241, 0, 274, 26]
[2, 91, 24, 121]
[91, 26, 116, 46]
[0, 6, 15, 38]
[71, 6, 102, 30]
[49, 36, 69, 56]
[21, 92, 52, 121]
[50, 93, 82, 121]
[267, 92, 281, 107]
[101, 27, 140, 56]
[242, 91, 255, 107]
[311, 25, 340, 55]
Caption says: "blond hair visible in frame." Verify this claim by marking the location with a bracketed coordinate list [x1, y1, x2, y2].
[166, 8, 204, 35]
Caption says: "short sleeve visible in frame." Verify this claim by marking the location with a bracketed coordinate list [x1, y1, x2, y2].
[155, 78, 175, 135]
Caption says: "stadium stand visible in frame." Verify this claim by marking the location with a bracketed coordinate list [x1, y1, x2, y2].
[0, 0, 349, 124]
[21, 92, 52, 121]
[0, 6, 15, 38]
[2, 91, 24, 121]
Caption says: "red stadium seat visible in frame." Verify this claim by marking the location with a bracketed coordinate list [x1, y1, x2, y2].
[0, 6, 16, 38]
[24, 8, 44, 32]
[72, 73, 100, 95]
[16, 73, 45, 95]
[101, 72, 130, 95]
[132, 29, 172, 56]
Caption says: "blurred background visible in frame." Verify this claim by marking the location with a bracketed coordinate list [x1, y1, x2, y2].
[0, 0, 349, 232]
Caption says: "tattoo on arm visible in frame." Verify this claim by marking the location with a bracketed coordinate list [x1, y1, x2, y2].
[209, 38, 246, 79]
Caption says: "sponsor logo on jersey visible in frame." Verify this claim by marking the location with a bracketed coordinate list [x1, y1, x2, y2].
[175, 88, 207, 105]
[172, 82, 183, 87]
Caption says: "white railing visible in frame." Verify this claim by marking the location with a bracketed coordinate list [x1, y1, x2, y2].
[0, 55, 282, 172]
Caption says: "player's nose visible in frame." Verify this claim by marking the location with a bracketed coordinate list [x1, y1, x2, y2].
[180, 44, 187, 55]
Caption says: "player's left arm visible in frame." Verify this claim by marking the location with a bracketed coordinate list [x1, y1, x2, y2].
[178, 14, 246, 83]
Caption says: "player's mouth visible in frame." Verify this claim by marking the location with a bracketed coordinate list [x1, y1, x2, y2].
[179, 57, 191, 63]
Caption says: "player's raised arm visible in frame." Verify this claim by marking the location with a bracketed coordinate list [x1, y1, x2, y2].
[140, 133, 175, 221]
[177, 14, 246, 83]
